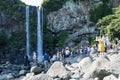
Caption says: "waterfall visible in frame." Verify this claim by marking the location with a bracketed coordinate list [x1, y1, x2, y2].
[26, 6, 30, 58]
[37, 6, 43, 62]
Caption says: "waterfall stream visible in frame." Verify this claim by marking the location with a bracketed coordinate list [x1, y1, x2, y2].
[26, 6, 30, 58]
[37, 6, 43, 62]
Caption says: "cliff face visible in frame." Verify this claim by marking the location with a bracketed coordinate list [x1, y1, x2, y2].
[0, 12, 23, 38]
[47, 0, 120, 47]
[0, 0, 120, 63]
[47, 0, 100, 47]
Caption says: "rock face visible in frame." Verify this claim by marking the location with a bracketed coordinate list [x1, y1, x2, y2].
[47, 0, 97, 47]
[47, 0, 120, 47]
[47, 61, 69, 79]
[0, 12, 23, 38]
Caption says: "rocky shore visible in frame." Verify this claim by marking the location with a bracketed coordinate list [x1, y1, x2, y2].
[0, 47, 120, 80]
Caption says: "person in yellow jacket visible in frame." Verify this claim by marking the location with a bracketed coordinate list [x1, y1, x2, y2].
[96, 35, 105, 57]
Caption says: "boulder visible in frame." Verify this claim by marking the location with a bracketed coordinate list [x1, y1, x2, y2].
[86, 57, 111, 80]
[69, 79, 78, 80]
[0, 73, 14, 80]
[69, 56, 79, 64]
[107, 54, 120, 62]
[19, 70, 27, 76]
[65, 64, 75, 71]
[107, 62, 120, 75]
[30, 66, 42, 74]
[47, 61, 70, 79]
[78, 57, 92, 73]
[22, 73, 34, 80]
[71, 68, 80, 74]
[29, 74, 53, 80]
[22, 73, 53, 80]
[71, 63, 79, 68]
[71, 72, 81, 79]
[103, 74, 118, 80]
[118, 75, 120, 80]
[106, 54, 120, 75]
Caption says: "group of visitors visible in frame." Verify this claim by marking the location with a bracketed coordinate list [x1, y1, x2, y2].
[23, 35, 119, 70]
[96, 35, 119, 57]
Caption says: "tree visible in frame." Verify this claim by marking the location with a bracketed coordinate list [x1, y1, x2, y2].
[89, 0, 112, 23]
[97, 6, 120, 39]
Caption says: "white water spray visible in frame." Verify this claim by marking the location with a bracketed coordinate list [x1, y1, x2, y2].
[37, 7, 43, 62]
[25, 6, 30, 58]
[21, 0, 44, 62]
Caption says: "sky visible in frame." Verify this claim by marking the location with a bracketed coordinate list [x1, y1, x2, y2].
[21, 0, 43, 7]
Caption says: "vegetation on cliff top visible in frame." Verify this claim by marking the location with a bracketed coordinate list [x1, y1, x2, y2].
[98, 6, 120, 39]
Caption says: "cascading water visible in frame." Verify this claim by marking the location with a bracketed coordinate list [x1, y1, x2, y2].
[21, 0, 44, 62]
[37, 6, 43, 62]
[26, 6, 30, 58]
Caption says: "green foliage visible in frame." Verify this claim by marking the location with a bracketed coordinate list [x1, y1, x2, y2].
[97, 6, 120, 39]
[43, 0, 69, 14]
[89, 1, 112, 23]
[56, 31, 68, 47]
[100, 0, 109, 3]
[8, 31, 25, 48]
[43, 33, 54, 48]
[0, 0, 24, 20]
[89, 35, 96, 46]
[0, 32, 8, 47]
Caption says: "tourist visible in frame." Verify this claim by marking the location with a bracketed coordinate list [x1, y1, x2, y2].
[71, 47, 75, 57]
[79, 46, 83, 54]
[97, 35, 105, 57]
[114, 38, 119, 48]
[83, 46, 88, 55]
[56, 51, 61, 61]
[90, 46, 95, 54]
[50, 54, 58, 63]
[32, 51, 37, 63]
[105, 36, 111, 51]
[43, 52, 50, 69]
[24, 54, 30, 66]
[61, 48, 65, 58]
[95, 36, 99, 48]
[65, 47, 71, 58]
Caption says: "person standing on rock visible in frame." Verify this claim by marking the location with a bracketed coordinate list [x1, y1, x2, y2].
[96, 35, 105, 57]
[43, 52, 50, 69]
[114, 38, 119, 48]
[61, 48, 65, 58]
[105, 36, 111, 51]
[95, 36, 99, 48]
[65, 47, 71, 58]
[32, 51, 37, 64]
[24, 54, 30, 66]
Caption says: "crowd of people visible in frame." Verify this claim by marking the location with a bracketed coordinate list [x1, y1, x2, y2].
[24, 35, 119, 70]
